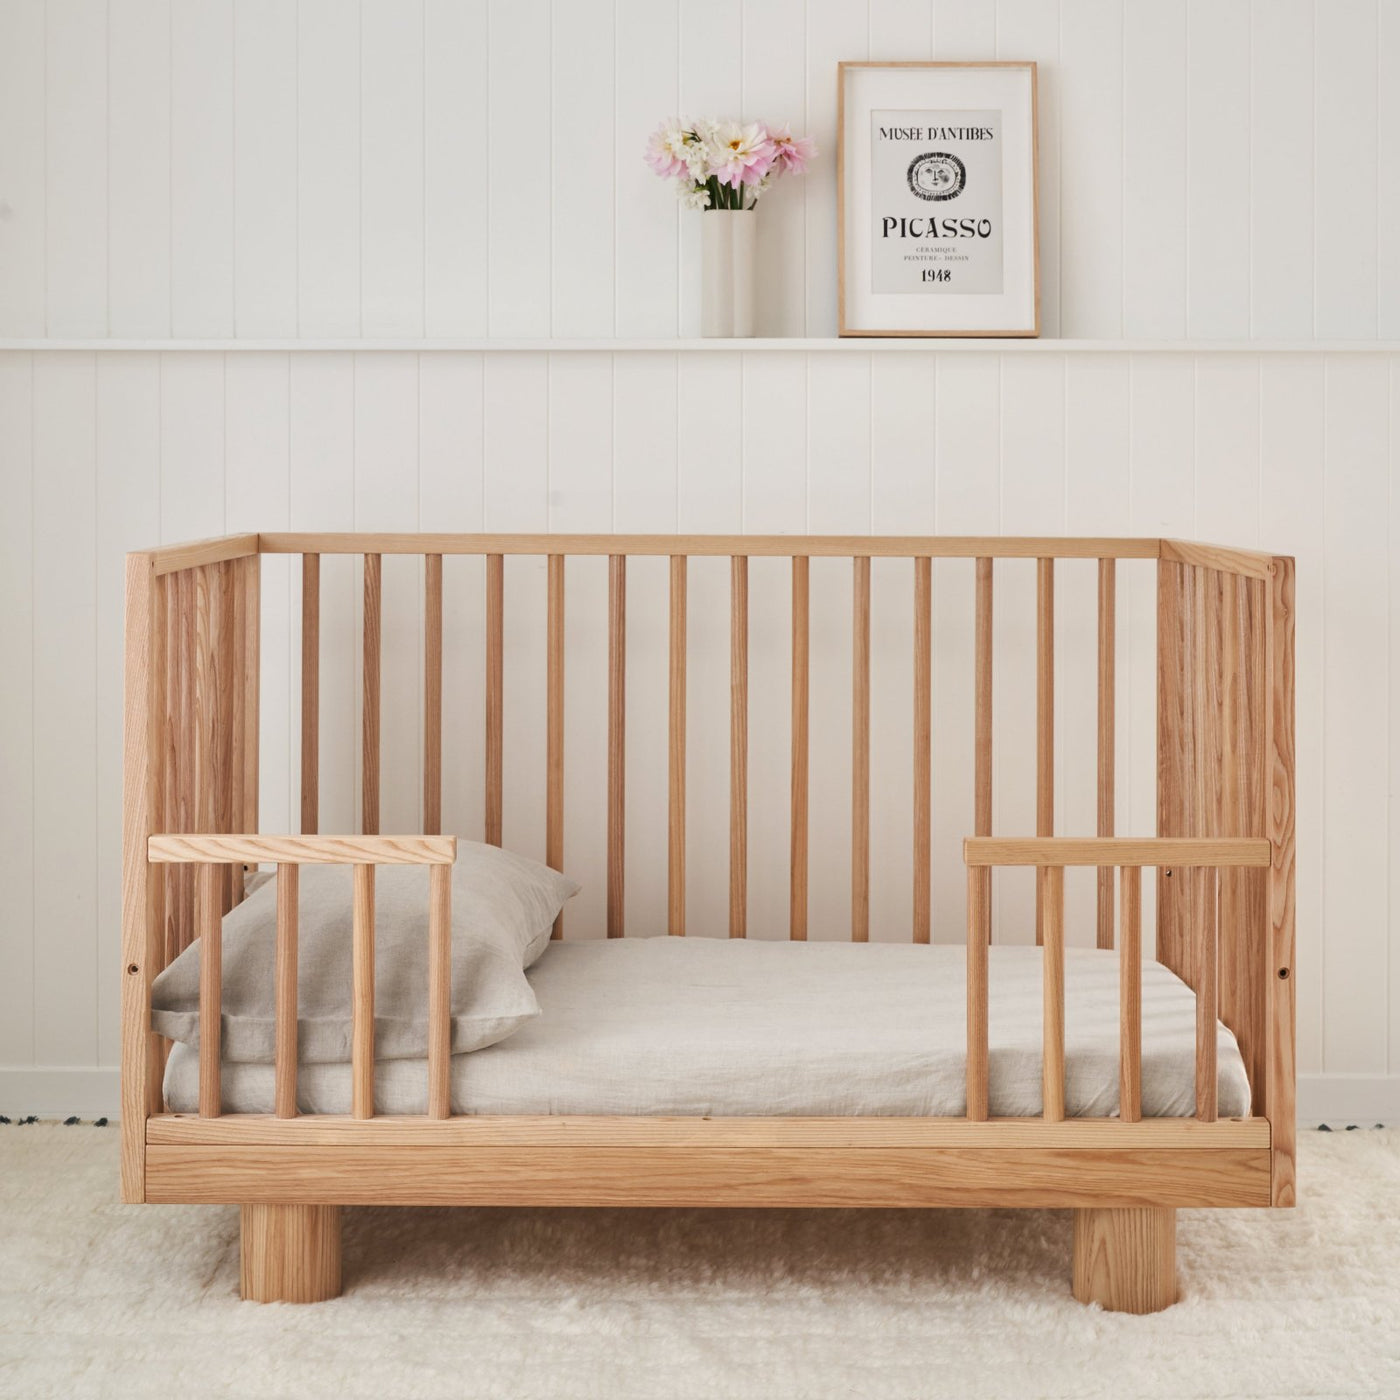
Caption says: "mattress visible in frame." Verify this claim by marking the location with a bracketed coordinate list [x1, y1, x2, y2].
[165, 936, 1251, 1119]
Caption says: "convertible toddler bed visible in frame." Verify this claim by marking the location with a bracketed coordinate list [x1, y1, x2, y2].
[122, 532, 1295, 1315]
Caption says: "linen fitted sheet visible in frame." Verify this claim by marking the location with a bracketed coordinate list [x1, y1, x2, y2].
[165, 936, 1251, 1119]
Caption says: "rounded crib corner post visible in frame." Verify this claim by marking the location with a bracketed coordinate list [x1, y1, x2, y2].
[240, 1203, 343, 1303]
[1072, 1206, 1177, 1315]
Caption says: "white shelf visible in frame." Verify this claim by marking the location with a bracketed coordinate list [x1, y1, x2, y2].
[2, 337, 1398, 354]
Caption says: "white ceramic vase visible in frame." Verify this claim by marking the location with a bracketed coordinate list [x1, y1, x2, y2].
[700, 208, 757, 337]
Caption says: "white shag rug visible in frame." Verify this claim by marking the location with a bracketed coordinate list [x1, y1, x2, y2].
[1, 1125, 1398, 1400]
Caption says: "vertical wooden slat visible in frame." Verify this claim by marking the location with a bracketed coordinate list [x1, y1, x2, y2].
[790, 556, 810, 942]
[1097, 559, 1116, 949]
[547, 554, 565, 937]
[485, 554, 504, 847]
[237, 556, 261, 906]
[274, 863, 298, 1119]
[300, 554, 320, 835]
[913, 557, 932, 944]
[1119, 865, 1143, 1122]
[197, 862, 221, 1118]
[607, 555, 626, 938]
[668, 555, 687, 937]
[1196, 866, 1219, 1122]
[215, 563, 237, 912]
[1036, 558, 1054, 946]
[352, 864, 375, 1119]
[729, 555, 748, 939]
[427, 862, 451, 1119]
[423, 554, 443, 835]
[147, 574, 170, 1092]
[1041, 864, 1066, 1121]
[361, 554, 382, 836]
[974, 557, 993, 945]
[966, 864, 990, 1121]
[852, 556, 871, 942]
[230, 564, 246, 898]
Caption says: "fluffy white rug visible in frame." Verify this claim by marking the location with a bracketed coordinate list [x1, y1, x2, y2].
[1, 1125, 1397, 1400]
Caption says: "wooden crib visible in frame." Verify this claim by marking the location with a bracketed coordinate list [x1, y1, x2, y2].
[121, 532, 1295, 1313]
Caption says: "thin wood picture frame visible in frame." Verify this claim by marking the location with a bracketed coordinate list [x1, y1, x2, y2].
[838, 61, 1040, 338]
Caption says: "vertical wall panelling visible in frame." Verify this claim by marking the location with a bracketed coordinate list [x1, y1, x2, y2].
[423, 0, 488, 337]
[158, 355, 225, 543]
[234, 0, 298, 339]
[487, 0, 551, 337]
[869, 0, 931, 59]
[1193, 357, 1260, 544]
[44, 0, 107, 337]
[32, 354, 98, 1064]
[1314, 0, 1380, 340]
[932, 0, 996, 57]
[297, 0, 360, 338]
[170, 1, 235, 338]
[108, 0, 171, 338]
[1121, 1, 1186, 339]
[1321, 356, 1389, 1072]
[1185, 0, 1249, 340]
[1382, 2, 1400, 339]
[0, 355, 35, 1063]
[551, 0, 615, 338]
[361, 0, 426, 338]
[0, 2, 46, 335]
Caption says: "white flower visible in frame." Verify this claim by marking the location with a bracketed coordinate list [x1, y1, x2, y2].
[678, 184, 711, 210]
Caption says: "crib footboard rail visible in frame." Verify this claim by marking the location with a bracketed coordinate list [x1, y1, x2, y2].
[146, 833, 458, 1124]
[961, 836, 1271, 1127]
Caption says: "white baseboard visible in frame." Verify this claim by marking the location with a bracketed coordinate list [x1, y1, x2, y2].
[1, 1067, 1395, 1127]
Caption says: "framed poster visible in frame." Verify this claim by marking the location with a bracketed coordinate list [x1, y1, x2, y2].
[838, 62, 1039, 337]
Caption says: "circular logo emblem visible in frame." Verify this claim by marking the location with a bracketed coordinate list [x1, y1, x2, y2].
[907, 151, 966, 201]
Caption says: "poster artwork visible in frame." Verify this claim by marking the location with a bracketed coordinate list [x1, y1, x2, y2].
[870, 109, 1004, 294]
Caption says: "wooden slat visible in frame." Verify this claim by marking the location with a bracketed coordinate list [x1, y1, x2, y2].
[1120, 866, 1143, 1122]
[352, 864, 375, 1120]
[1196, 867, 1219, 1123]
[150, 834, 457, 865]
[1036, 558, 1054, 945]
[275, 864, 298, 1119]
[258, 532, 1165, 562]
[852, 556, 871, 942]
[361, 554, 382, 836]
[607, 555, 626, 939]
[240, 555, 261, 853]
[300, 554, 320, 835]
[547, 554, 565, 937]
[215, 563, 237, 912]
[790, 556, 810, 941]
[964, 837, 1271, 868]
[1159, 538, 1274, 581]
[966, 865, 990, 1121]
[423, 554, 443, 835]
[1097, 558, 1116, 949]
[197, 863, 221, 1118]
[1041, 864, 1065, 1121]
[974, 557, 993, 839]
[668, 555, 686, 937]
[729, 556, 748, 939]
[484, 554, 504, 847]
[427, 863, 451, 1119]
[913, 557, 932, 944]
[150, 531, 260, 576]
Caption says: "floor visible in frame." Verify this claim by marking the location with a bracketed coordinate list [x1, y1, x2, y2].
[1, 1124, 1396, 1400]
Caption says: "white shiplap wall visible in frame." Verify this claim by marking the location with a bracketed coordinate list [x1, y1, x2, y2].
[1, 0, 1398, 1119]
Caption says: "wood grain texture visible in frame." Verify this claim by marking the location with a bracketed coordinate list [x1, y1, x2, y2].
[851, 556, 871, 942]
[423, 553, 443, 835]
[1097, 558, 1116, 949]
[974, 557, 993, 845]
[964, 837, 1270, 868]
[239, 555, 261, 850]
[1119, 866, 1143, 1122]
[150, 532, 260, 576]
[240, 1204, 342, 1304]
[966, 864, 990, 1121]
[547, 553, 564, 937]
[361, 553, 381, 836]
[484, 553, 503, 846]
[1041, 865, 1065, 1121]
[607, 554, 626, 939]
[1196, 867, 1219, 1122]
[1036, 557, 1054, 945]
[729, 555, 748, 940]
[790, 556, 810, 941]
[150, 834, 457, 865]
[197, 862, 221, 1118]
[275, 864, 298, 1119]
[351, 864, 376, 1119]
[913, 556, 932, 944]
[1072, 1207, 1177, 1314]
[668, 555, 686, 937]
[427, 863, 451, 1119]
[299, 553, 320, 834]
[1159, 538, 1273, 580]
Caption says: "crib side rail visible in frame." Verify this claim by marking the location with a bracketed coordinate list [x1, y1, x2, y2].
[962, 835, 1271, 1128]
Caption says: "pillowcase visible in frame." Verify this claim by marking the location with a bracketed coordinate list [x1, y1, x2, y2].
[151, 840, 578, 1064]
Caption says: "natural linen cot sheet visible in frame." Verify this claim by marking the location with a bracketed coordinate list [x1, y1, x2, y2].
[164, 935, 1251, 1119]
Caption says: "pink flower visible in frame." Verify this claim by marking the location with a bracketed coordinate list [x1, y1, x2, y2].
[709, 121, 775, 187]
[644, 118, 691, 179]
[768, 123, 816, 176]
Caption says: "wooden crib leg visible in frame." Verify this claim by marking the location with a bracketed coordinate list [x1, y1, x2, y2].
[240, 1204, 343, 1303]
[1072, 1207, 1177, 1314]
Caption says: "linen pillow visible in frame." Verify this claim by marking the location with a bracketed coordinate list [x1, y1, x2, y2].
[151, 840, 578, 1063]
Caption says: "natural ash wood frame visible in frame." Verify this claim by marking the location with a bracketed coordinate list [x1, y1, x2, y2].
[122, 533, 1294, 1312]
